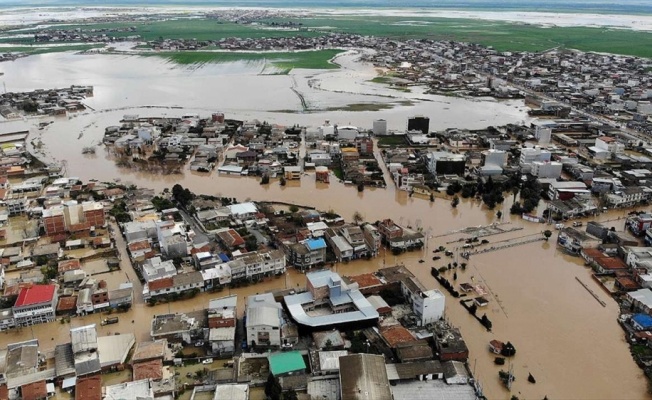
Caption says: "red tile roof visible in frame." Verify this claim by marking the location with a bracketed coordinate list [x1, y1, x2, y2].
[148, 277, 174, 291]
[15, 284, 56, 307]
[58, 259, 82, 274]
[133, 359, 163, 381]
[57, 296, 78, 312]
[21, 380, 47, 400]
[380, 325, 417, 348]
[75, 375, 102, 400]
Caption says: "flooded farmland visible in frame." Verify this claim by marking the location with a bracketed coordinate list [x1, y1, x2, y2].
[0, 50, 648, 399]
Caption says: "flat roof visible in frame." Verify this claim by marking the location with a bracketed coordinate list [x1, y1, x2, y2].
[214, 384, 249, 400]
[98, 333, 135, 368]
[269, 351, 306, 376]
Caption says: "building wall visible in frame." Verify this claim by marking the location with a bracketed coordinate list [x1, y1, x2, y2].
[44, 215, 65, 236]
[248, 324, 281, 347]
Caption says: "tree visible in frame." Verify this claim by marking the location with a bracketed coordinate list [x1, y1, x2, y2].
[324, 339, 333, 350]
[265, 374, 282, 400]
[284, 389, 298, 400]
[352, 211, 364, 225]
[496, 210, 503, 220]
[543, 230, 552, 241]
[289, 205, 299, 213]
[357, 182, 364, 192]
[451, 195, 460, 208]
[260, 174, 270, 185]
[430, 193, 435, 202]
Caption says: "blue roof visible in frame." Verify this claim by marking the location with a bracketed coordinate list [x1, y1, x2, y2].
[218, 253, 230, 262]
[633, 313, 652, 329]
[305, 238, 326, 250]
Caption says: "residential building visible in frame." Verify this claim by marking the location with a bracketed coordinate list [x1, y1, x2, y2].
[208, 295, 237, 357]
[12, 284, 58, 327]
[401, 276, 445, 326]
[557, 228, 601, 255]
[287, 238, 327, 270]
[144, 271, 203, 300]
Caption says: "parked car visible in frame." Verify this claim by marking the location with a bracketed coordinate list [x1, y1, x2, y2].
[202, 358, 213, 365]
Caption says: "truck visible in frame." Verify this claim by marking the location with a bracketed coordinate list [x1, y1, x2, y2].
[101, 317, 119, 326]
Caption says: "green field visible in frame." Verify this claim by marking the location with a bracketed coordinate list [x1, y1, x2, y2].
[3, 15, 651, 59]
[146, 49, 343, 73]
[265, 16, 652, 58]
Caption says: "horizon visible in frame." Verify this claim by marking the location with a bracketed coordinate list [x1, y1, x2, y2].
[0, 0, 650, 15]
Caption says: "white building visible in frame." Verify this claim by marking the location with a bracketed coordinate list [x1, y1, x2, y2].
[12, 284, 58, 327]
[519, 146, 551, 167]
[530, 161, 563, 179]
[246, 293, 282, 347]
[373, 119, 388, 136]
[400, 277, 445, 326]
[483, 149, 507, 168]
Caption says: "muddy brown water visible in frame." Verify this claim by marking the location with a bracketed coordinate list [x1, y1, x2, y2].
[0, 52, 648, 399]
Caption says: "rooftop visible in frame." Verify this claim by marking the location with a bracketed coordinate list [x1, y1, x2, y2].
[269, 351, 306, 376]
[213, 384, 249, 400]
[339, 354, 392, 400]
[75, 375, 102, 400]
[133, 359, 163, 381]
[380, 325, 417, 348]
[14, 284, 56, 307]
[132, 340, 168, 363]
[21, 380, 47, 400]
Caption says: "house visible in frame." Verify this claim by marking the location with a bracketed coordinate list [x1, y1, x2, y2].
[144, 271, 203, 300]
[74, 375, 102, 400]
[284, 166, 301, 180]
[246, 293, 282, 348]
[12, 284, 58, 327]
[70, 325, 101, 377]
[400, 276, 445, 326]
[339, 354, 392, 400]
[269, 351, 306, 377]
[627, 289, 652, 315]
[216, 228, 245, 250]
[557, 227, 601, 255]
[150, 311, 206, 342]
[213, 384, 249, 400]
[208, 295, 237, 357]
[287, 238, 327, 271]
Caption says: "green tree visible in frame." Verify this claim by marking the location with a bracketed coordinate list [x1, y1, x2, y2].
[284, 389, 298, 400]
[265, 374, 282, 400]
[543, 230, 552, 241]
[289, 205, 299, 213]
[451, 195, 460, 208]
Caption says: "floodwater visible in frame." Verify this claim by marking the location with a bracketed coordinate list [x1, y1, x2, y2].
[0, 51, 647, 399]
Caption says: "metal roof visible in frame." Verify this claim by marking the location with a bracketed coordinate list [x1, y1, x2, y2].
[246, 305, 280, 328]
[269, 351, 306, 376]
[339, 354, 391, 400]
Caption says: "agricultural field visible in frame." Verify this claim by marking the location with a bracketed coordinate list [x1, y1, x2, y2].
[265, 15, 652, 58]
[146, 49, 344, 73]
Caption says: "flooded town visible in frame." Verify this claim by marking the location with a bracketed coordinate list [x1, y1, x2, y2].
[0, 5, 651, 400]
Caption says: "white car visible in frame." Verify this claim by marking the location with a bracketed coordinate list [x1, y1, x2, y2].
[202, 358, 213, 365]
